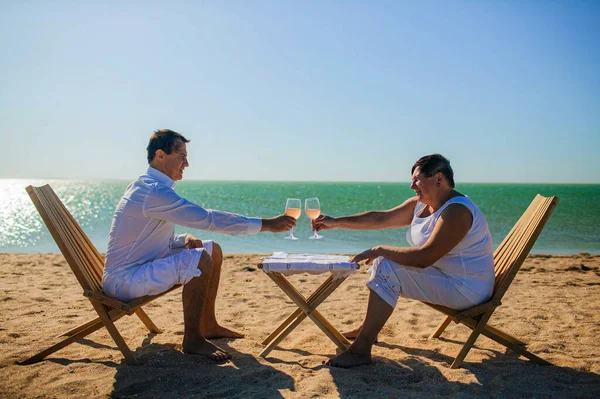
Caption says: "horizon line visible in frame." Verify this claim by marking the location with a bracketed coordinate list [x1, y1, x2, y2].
[1, 177, 599, 185]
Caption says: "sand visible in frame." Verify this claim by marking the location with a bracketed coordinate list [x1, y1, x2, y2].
[1, 252, 599, 398]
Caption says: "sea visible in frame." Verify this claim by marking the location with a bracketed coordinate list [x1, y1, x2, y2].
[1, 179, 599, 256]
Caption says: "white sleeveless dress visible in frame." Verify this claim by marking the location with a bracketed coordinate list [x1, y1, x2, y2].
[366, 196, 495, 310]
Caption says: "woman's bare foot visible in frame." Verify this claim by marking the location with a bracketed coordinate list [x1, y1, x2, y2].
[202, 324, 244, 339]
[182, 336, 231, 361]
[325, 348, 372, 368]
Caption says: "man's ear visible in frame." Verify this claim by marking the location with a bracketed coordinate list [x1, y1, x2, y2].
[155, 149, 165, 162]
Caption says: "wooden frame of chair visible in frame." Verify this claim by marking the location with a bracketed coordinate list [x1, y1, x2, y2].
[257, 265, 352, 358]
[19, 184, 181, 365]
[427, 194, 559, 368]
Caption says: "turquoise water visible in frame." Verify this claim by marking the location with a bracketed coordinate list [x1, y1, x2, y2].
[1, 179, 598, 255]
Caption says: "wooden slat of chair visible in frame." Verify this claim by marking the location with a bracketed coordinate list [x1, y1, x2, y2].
[42, 185, 104, 287]
[492, 195, 544, 280]
[46, 186, 105, 284]
[40, 186, 104, 289]
[496, 196, 549, 280]
[41, 186, 103, 290]
[20, 184, 180, 365]
[494, 196, 552, 298]
[28, 186, 96, 291]
[427, 194, 559, 368]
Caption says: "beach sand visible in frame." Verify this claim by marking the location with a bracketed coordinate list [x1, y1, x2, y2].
[1, 253, 599, 398]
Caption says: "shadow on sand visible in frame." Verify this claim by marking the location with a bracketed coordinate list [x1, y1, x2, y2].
[42, 331, 600, 398]
[325, 340, 600, 398]
[48, 333, 295, 399]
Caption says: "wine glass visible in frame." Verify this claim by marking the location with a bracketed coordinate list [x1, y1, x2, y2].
[305, 197, 323, 239]
[284, 198, 301, 240]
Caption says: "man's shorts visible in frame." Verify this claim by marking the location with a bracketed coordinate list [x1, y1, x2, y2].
[103, 240, 213, 302]
[366, 256, 486, 311]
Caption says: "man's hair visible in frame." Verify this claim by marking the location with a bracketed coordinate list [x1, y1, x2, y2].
[146, 129, 190, 163]
[411, 154, 455, 188]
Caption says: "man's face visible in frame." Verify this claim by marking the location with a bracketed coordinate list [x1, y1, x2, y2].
[161, 140, 189, 181]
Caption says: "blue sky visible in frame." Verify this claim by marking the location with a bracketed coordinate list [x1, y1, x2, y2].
[1, 1, 599, 183]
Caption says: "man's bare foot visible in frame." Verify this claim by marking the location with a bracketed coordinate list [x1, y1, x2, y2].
[182, 336, 231, 361]
[325, 348, 372, 368]
[342, 326, 362, 340]
[342, 326, 378, 343]
[202, 324, 244, 339]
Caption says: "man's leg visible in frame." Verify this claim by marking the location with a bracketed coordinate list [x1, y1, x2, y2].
[200, 242, 244, 339]
[326, 289, 394, 368]
[181, 251, 230, 360]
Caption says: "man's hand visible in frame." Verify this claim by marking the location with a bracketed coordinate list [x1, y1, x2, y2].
[311, 214, 337, 232]
[261, 214, 297, 233]
[185, 234, 203, 249]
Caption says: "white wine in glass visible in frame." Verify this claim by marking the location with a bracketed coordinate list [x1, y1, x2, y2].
[284, 198, 301, 240]
[305, 197, 323, 239]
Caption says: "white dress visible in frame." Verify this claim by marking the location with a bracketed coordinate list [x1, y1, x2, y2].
[366, 196, 495, 310]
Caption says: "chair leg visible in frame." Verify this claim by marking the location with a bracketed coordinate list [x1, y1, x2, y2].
[59, 317, 103, 338]
[18, 316, 109, 365]
[450, 312, 493, 369]
[484, 324, 526, 346]
[429, 316, 453, 339]
[20, 309, 131, 364]
[58, 308, 125, 337]
[91, 302, 137, 364]
[135, 308, 161, 333]
[480, 327, 550, 365]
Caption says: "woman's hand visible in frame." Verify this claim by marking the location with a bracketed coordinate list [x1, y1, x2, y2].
[350, 246, 382, 264]
[311, 215, 337, 232]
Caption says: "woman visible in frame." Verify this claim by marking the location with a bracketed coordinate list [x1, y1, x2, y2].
[312, 154, 495, 368]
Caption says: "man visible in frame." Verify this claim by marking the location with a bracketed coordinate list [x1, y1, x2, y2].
[102, 129, 295, 361]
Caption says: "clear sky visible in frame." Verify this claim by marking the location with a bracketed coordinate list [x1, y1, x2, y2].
[1, 1, 599, 183]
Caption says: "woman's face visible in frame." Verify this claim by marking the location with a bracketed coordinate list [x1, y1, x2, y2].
[410, 167, 438, 204]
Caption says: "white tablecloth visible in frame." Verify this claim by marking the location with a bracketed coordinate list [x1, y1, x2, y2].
[260, 252, 359, 279]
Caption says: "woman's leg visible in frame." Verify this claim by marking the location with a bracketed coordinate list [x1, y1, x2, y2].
[326, 289, 394, 368]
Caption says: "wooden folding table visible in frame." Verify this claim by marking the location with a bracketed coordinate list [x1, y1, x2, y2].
[257, 253, 359, 358]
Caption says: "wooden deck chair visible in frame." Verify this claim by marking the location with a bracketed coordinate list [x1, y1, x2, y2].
[426, 194, 559, 368]
[19, 184, 180, 365]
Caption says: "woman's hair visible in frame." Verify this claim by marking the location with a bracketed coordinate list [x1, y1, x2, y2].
[146, 129, 190, 163]
[411, 154, 455, 188]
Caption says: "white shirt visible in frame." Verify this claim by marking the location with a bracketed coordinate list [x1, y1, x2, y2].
[104, 166, 262, 275]
[407, 196, 495, 303]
